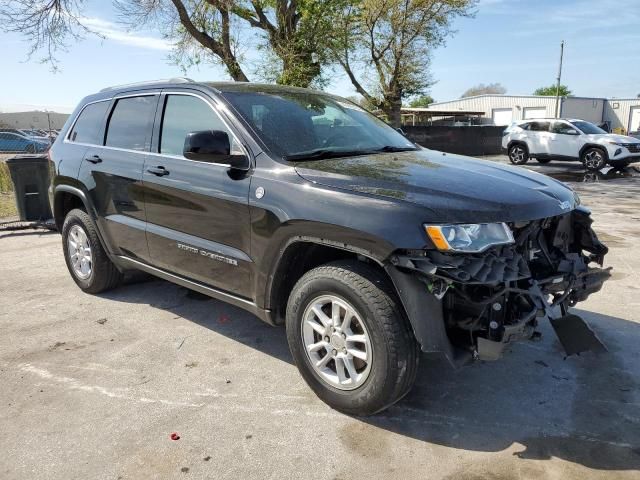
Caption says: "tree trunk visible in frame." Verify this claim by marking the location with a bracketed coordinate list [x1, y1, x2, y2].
[381, 94, 403, 129]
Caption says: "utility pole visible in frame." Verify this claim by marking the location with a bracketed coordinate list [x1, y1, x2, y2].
[554, 40, 565, 118]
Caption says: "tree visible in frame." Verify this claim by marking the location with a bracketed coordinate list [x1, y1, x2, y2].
[533, 84, 572, 96]
[407, 94, 434, 107]
[332, 0, 475, 127]
[0, 0, 345, 87]
[460, 82, 506, 98]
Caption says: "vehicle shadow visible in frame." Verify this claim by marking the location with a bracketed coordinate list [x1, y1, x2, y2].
[101, 279, 640, 471]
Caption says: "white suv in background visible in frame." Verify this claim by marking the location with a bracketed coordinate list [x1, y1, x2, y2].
[502, 118, 640, 171]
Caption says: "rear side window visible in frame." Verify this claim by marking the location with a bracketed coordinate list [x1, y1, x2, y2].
[68, 101, 109, 144]
[105, 96, 157, 151]
[529, 121, 550, 132]
[159, 94, 238, 157]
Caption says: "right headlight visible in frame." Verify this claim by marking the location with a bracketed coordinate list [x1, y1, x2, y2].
[424, 222, 514, 253]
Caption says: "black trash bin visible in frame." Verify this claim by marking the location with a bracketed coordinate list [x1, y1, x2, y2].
[6, 154, 53, 222]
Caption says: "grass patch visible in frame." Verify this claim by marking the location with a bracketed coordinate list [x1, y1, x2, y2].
[0, 162, 17, 218]
[0, 162, 13, 193]
[0, 192, 17, 218]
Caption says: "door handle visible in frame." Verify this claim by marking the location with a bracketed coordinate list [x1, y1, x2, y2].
[147, 166, 170, 176]
[85, 155, 102, 164]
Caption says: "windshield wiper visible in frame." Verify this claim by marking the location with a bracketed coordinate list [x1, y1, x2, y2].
[284, 149, 374, 162]
[373, 145, 417, 153]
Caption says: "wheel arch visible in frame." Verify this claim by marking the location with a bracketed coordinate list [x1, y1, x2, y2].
[53, 185, 114, 258]
[579, 143, 609, 161]
[507, 140, 529, 152]
[265, 238, 389, 325]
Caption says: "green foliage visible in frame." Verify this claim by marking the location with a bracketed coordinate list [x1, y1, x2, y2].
[408, 95, 435, 108]
[332, 0, 476, 127]
[461, 83, 506, 98]
[533, 84, 572, 96]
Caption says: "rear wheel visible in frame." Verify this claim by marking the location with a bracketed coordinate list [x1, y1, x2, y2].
[62, 209, 122, 293]
[508, 144, 529, 165]
[286, 260, 419, 416]
[582, 147, 607, 171]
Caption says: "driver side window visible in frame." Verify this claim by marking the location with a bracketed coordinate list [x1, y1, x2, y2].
[160, 94, 241, 157]
[551, 121, 578, 135]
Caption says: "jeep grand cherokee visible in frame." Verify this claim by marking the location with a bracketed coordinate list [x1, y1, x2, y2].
[49, 79, 611, 415]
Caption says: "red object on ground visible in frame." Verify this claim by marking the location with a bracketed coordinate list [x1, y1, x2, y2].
[170, 433, 180, 441]
[218, 314, 230, 324]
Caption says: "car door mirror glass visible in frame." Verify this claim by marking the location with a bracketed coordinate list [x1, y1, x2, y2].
[183, 130, 249, 169]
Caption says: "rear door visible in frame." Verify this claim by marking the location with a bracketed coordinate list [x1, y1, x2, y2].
[79, 93, 159, 261]
[527, 121, 552, 155]
[549, 120, 581, 158]
[142, 91, 253, 298]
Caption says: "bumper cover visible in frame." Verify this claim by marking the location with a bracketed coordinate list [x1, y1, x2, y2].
[387, 207, 611, 364]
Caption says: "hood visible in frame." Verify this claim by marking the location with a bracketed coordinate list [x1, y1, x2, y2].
[294, 149, 578, 223]
[585, 134, 640, 144]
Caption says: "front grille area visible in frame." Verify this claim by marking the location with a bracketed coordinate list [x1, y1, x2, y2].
[622, 143, 640, 153]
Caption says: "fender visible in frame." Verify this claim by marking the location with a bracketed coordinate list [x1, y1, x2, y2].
[384, 265, 467, 367]
[579, 143, 609, 160]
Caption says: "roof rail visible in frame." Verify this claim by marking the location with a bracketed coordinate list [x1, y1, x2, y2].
[100, 77, 195, 92]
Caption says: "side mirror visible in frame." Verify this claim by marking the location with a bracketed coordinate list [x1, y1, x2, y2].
[183, 130, 249, 169]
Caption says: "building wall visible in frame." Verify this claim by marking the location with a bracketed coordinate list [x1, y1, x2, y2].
[603, 99, 640, 133]
[561, 97, 605, 123]
[428, 95, 559, 124]
[0, 111, 69, 130]
[427, 95, 640, 131]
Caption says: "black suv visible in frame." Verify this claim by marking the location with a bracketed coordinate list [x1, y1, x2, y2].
[49, 79, 611, 415]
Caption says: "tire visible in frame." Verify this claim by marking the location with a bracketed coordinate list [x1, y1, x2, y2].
[582, 147, 607, 171]
[286, 260, 419, 415]
[62, 208, 122, 293]
[536, 157, 552, 164]
[508, 144, 529, 165]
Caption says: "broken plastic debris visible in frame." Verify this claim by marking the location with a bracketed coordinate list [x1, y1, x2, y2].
[170, 433, 180, 441]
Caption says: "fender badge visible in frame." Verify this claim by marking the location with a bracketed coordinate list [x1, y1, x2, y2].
[559, 200, 571, 210]
[255, 187, 265, 199]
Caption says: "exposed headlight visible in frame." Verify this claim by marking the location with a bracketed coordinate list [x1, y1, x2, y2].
[424, 223, 514, 253]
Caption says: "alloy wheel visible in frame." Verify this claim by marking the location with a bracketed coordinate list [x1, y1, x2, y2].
[301, 295, 372, 390]
[67, 224, 93, 280]
[509, 146, 525, 163]
[584, 150, 604, 170]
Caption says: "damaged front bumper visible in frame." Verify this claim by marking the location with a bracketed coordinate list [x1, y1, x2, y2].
[386, 206, 611, 365]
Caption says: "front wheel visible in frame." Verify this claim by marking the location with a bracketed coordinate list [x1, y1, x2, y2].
[582, 148, 607, 171]
[508, 144, 529, 164]
[286, 260, 419, 416]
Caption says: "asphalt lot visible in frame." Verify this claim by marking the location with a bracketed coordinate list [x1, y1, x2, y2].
[1, 156, 639, 479]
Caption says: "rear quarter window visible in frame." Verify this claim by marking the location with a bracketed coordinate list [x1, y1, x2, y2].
[68, 101, 110, 144]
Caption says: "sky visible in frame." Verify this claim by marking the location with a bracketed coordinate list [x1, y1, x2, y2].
[0, 0, 638, 113]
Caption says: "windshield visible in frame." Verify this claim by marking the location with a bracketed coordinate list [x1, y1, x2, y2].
[221, 90, 417, 160]
[570, 120, 606, 135]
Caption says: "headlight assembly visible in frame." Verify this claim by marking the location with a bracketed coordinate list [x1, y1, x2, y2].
[424, 223, 514, 253]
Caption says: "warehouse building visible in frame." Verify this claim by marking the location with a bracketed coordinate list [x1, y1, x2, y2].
[0, 111, 69, 131]
[426, 95, 640, 134]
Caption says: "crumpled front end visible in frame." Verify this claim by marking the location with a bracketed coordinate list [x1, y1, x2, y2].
[388, 206, 611, 363]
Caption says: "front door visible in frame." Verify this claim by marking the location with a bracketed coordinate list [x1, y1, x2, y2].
[549, 120, 582, 158]
[143, 91, 253, 298]
[78, 94, 158, 261]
